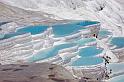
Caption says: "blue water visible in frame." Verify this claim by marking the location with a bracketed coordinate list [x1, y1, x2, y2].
[110, 37, 124, 48]
[52, 23, 85, 37]
[3, 20, 103, 64]
[17, 25, 48, 35]
[98, 30, 112, 38]
[79, 46, 103, 57]
[109, 75, 124, 82]
[0, 34, 4, 39]
[3, 32, 28, 39]
[52, 21, 99, 37]
[2, 20, 99, 39]
[108, 63, 124, 82]
[70, 57, 103, 66]
[75, 38, 96, 46]
[76, 21, 99, 26]
[28, 43, 76, 62]
[16, 21, 98, 37]
[107, 63, 124, 76]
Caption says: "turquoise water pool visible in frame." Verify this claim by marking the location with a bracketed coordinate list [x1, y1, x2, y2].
[107, 63, 124, 74]
[75, 38, 96, 46]
[70, 57, 104, 66]
[110, 37, 124, 48]
[79, 46, 103, 57]
[107, 63, 124, 82]
[3, 32, 28, 39]
[0, 34, 4, 39]
[16, 21, 98, 36]
[76, 21, 99, 26]
[2, 20, 103, 64]
[28, 43, 77, 62]
[17, 25, 48, 35]
[52, 21, 99, 37]
[98, 29, 112, 38]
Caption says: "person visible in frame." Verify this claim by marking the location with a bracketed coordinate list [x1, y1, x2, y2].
[106, 56, 111, 59]
[103, 56, 110, 66]
[93, 34, 98, 38]
[105, 74, 110, 79]
[110, 69, 112, 74]
[93, 34, 96, 37]
[96, 35, 98, 38]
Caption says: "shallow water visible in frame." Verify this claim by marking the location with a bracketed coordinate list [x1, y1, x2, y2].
[2, 21, 106, 67]
[98, 29, 112, 38]
[17, 25, 48, 35]
[3, 32, 28, 39]
[107, 63, 124, 74]
[109, 74, 124, 82]
[2, 21, 99, 40]
[52, 21, 98, 37]
[70, 57, 103, 66]
[28, 43, 76, 62]
[79, 46, 103, 57]
[75, 38, 96, 46]
[0, 34, 4, 39]
[17, 21, 98, 37]
[110, 37, 124, 48]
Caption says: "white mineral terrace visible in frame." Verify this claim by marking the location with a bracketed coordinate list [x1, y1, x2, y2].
[0, 22, 99, 61]
[0, 21, 123, 82]
[0, 22, 18, 34]
[96, 37, 119, 63]
[65, 63, 106, 81]
[0, 0, 124, 81]
[0, 22, 116, 64]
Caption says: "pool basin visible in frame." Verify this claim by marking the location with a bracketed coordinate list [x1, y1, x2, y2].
[28, 43, 77, 62]
[108, 74, 124, 82]
[79, 46, 103, 57]
[52, 21, 99, 37]
[17, 25, 48, 35]
[98, 29, 112, 38]
[110, 37, 124, 49]
[70, 57, 104, 67]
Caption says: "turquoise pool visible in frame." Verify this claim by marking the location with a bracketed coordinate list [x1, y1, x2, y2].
[98, 29, 112, 38]
[107, 63, 124, 74]
[76, 21, 99, 26]
[28, 43, 77, 62]
[52, 21, 99, 37]
[79, 46, 103, 57]
[0, 34, 4, 39]
[110, 37, 124, 49]
[107, 63, 124, 82]
[16, 21, 99, 36]
[3, 32, 28, 39]
[17, 25, 48, 35]
[28, 43, 103, 62]
[70, 57, 104, 66]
